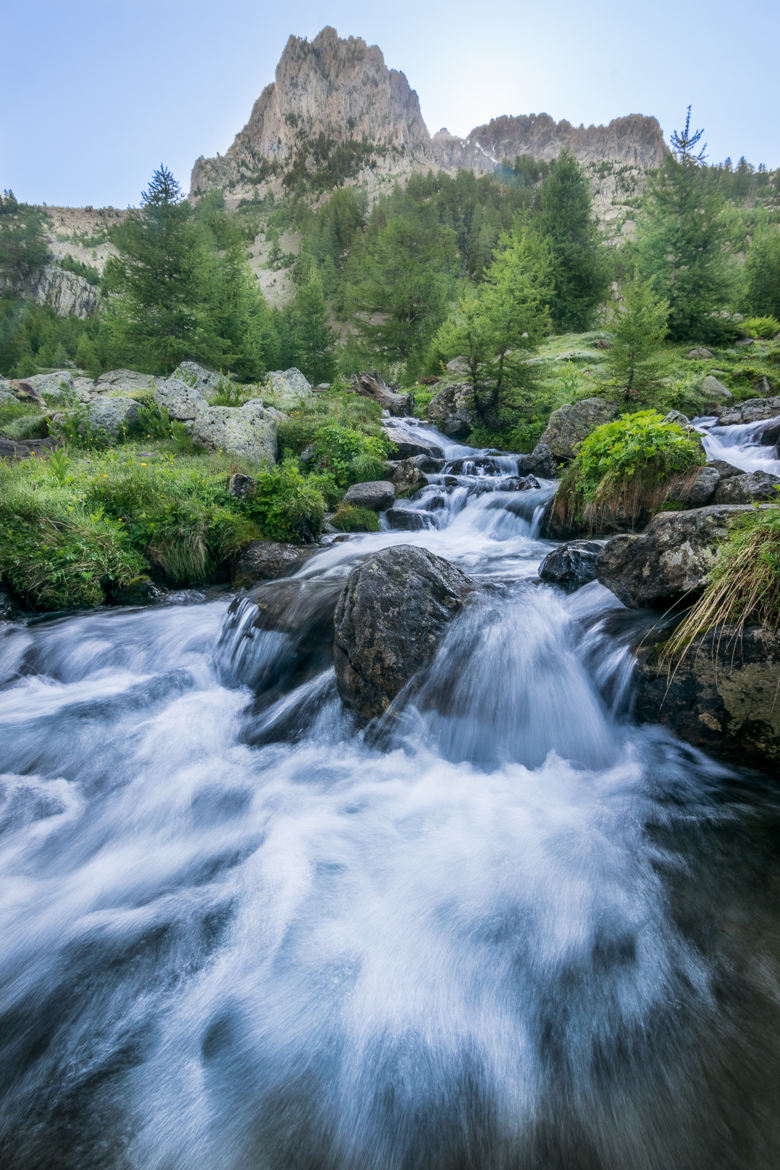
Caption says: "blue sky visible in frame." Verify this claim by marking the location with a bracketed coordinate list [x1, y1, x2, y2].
[4, 0, 779, 207]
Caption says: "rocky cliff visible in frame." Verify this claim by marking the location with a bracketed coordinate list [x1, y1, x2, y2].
[191, 26, 437, 196]
[191, 27, 666, 198]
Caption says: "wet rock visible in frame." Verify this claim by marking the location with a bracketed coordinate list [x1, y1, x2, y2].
[700, 375, 732, 404]
[154, 375, 208, 421]
[520, 442, 557, 478]
[189, 400, 277, 465]
[412, 453, 444, 473]
[537, 397, 618, 462]
[0, 588, 16, 621]
[539, 540, 604, 592]
[718, 396, 780, 427]
[385, 507, 435, 530]
[596, 504, 772, 609]
[712, 471, 779, 505]
[333, 545, 474, 721]
[427, 382, 478, 439]
[383, 423, 443, 460]
[113, 576, 165, 606]
[708, 459, 742, 479]
[87, 396, 140, 436]
[228, 472, 257, 499]
[233, 541, 315, 588]
[342, 480, 395, 511]
[634, 625, 780, 772]
[387, 458, 427, 495]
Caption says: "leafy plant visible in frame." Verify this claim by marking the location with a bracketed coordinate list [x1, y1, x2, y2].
[551, 410, 705, 532]
[47, 447, 72, 484]
[330, 504, 380, 532]
[744, 315, 779, 340]
[245, 460, 326, 543]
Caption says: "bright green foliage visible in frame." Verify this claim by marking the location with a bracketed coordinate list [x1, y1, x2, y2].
[310, 419, 389, 487]
[534, 151, 610, 331]
[431, 226, 552, 422]
[637, 115, 733, 341]
[744, 315, 779, 339]
[330, 504, 380, 532]
[743, 227, 780, 319]
[245, 460, 325, 542]
[0, 463, 145, 609]
[606, 272, 669, 399]
[552, 410, 705, 531]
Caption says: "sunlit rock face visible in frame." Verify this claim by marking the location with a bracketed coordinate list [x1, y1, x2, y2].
[190, 27, 666, 198]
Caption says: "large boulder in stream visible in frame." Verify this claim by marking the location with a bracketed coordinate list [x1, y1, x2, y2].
[342, 480, 395, 511]
[712, 471, 780, 505]
[537, 397, 618, 462]
[333, 545, 474, 722]
[596, 504, 775, 609]
[383, 423, 443, 460]
[233, 541, 315, 588]
[539, 540, 604, 592]
[634, 625, 780, 772]
[718, 396, 780, 426]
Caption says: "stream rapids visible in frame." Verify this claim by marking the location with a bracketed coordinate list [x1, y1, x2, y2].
[0, 419, 778, 1170]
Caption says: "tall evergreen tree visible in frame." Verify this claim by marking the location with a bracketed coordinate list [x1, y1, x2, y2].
[637, 109, 733, 341]
[103, 165, 204, 372]
[743, 225, 780, 319]
[535, 151, 609, 331]
[291, 267, 337, 384]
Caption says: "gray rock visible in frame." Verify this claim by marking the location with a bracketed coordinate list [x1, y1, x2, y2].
[735, 337, 754, 348]
[662, 410, 691, 428]
[96, 369, 158, 394]
[700, 375, 732, 403]
[228, 472, 257, 499]
[23, 371, 76, 402]
[537, 397, 619, 462]
[521, 442, 557, 478]
[233, 541, 315, 588]
[154, 376, 208, 421]
[0, 587, 16, 620]
[73, 377, 97, 403]
[24, 264, 100, 319]
[596, 504, 773, 609]
[172, 361, 223, 396]
[686, 347, 714, 359]
[669, 464, 720, 507]
[385, 508, 435, 530]
[333, 545, 474, 721]
[718, 397, 780, 426]
[634, 625, 780, 772]
[189, 400, 277, 465]
[708, 459, 742, 479]
[445, 356, 470, 377]
[342, 480, 395, 511]
[539, 540, 604, 592]
[87, 396, 140, 436]
[0, 437, 57, 460]
[265, 367, 312, 404]
[712, 471, 779, 505]
[387, 458, 427, 495]
[427, 382, 478, 439]
[113, 576, 165, 606]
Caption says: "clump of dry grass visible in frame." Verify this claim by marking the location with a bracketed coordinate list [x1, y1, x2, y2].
[662, 505, 780, 664]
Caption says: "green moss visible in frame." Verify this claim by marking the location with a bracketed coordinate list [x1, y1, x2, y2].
[330, 504, 380, 533]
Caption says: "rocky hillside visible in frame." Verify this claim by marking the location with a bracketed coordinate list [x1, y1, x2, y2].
[191, 26, 666, 201]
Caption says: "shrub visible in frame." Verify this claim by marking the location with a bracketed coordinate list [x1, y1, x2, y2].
[330, 504, 380, 532]
[310, 420, 389, 487]
[348, 452, 387, 483]
[663, 504, 780, 660]
[245, 460, 325, 543]
[744, 316, 780, 340]
[0, 399, 47, 440]
[550, 410, 705, 532]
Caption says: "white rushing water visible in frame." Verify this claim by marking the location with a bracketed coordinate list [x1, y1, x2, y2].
[693, 412, 780, 474]
[0, 421, 778, 1170]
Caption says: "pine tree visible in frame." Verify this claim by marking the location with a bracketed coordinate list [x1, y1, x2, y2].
[292, 268, 337, 384]
[607, 272, 669, 399]
[535, 151, 609, 331]
[743, 226, 780, 319]
[637, 109, 733, 341]
[103, 165, 204, 372]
